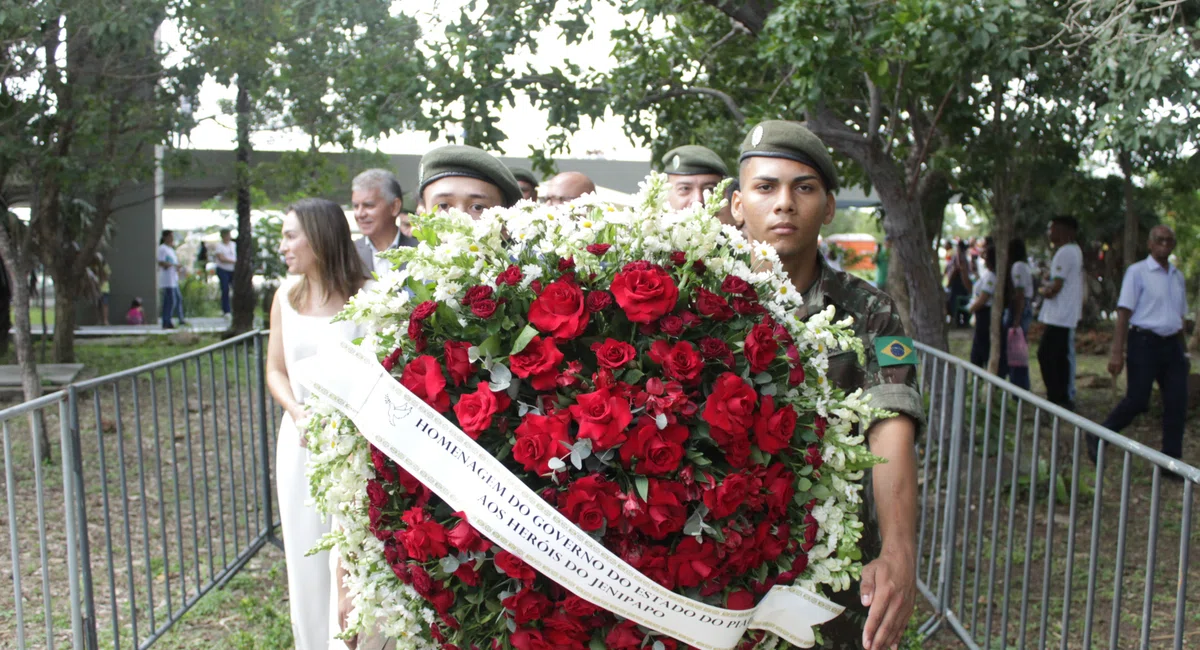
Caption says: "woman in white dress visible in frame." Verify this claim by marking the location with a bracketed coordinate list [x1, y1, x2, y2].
[266, 198, 369, 650]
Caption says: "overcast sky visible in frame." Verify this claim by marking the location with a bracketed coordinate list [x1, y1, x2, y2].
[167, 0, 651, 161]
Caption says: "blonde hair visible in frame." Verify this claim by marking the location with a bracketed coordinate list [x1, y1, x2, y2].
[285, 198, 365, 309]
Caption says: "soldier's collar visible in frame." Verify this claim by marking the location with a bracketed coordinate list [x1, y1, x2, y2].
[799, 255, 853, 319]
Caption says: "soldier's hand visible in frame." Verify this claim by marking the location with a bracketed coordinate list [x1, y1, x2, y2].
[860, 545, 916, 650]
[1107, 352, 1123, 378]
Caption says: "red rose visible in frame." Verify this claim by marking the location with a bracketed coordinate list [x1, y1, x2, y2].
[396, 507, 449, 561]
[502, 587, 553, 625]
[453, 563, 481, 586]
[371, 445, 398, 482]
[805, 444, 825, 471]
[411, 300, 437, 321]
[400, 356, 450, 412]
[585, 290, 613, 312]
[753, 395, 798, 454]
[732, 297, 766, 316]
[762, 463, 796, 517]
[702, 372, 757, 435]
[669, 250, 687, 266]
[447, 513, 492, 553]
[560, 594, 601, 617]
[467, 298, 495, 319]
[542, 611, 591, 648]
[744, 323, 779, 373]
[814, 415, 827, 439]
[720, 275, 753, 295]
[381, 347, 403, 371]
[443, 340, 475, 386]
[562, 474, 622, 531]
[658, 314, 685, 336]
[529, 276, 589, 340]
[407, 317, 426, 352]
[787, 344, 806, 386]
[635, 479, 688, 539]
[461, 285, 494, 306]
[698, 336, 734, 367]
[367, 480, 388, 508]
[427, 585, 455, 614]
[620, 416, 688, 475]
[409, 564, 435, 595]
[513, 410, 573, 475]
[586, 243, 611, 256]
[727, 589, 755, 610]
[495, 550, 537, 584]
[605, 620, 645, 650]
[453, 383, 511, 439]
[610, 263, 679, 323]
[497, 264, 523, 286]
[648, 340, 704, 385]
[703, 472, 750, 519]
[591, 338, 636, 369]
[510, 629, 554, 650]
[668, 536, 718, 588]
[556, 360, 583, 388]
[558, 256, 576, 271]
[509, 335, 565, 390]
[568, 388, 632, 451]
[695, 287, 734, 321]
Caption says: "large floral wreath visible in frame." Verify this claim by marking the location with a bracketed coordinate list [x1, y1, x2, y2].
[303, 174, 886, 650]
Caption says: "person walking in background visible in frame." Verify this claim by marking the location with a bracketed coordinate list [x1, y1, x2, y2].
[1037, 216, 1083, 409]
[213, 228, 237, 319]
[1000, 237, 1034, 390]
[946, 240, 973, 328]
[874, 236, 890, 290]
[125, 297, 145, 325]
[96, 256, 112, 326]
[968, 238, 998, 368]
[266, 198, 370, 649]
[157, 230, 184, 329]
[1093, 225, 1189, 465]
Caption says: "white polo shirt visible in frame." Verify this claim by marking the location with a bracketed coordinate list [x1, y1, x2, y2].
[1118, 256, 1188, 337]
[1038, 242, 1083, 328]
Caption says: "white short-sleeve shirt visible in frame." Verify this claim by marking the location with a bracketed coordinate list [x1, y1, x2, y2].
[1118, 257, 1188, 337]
[158, 244, 179, 288]
[972, 269, 996, 308]
[1010, 261, 1034, 301]
[1038, 243, 1083, 328]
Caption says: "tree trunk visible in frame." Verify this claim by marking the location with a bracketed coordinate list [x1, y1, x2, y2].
[988, 207, 1013, 375]
[0, 218, 52, 463]
[51, 278, 78, 363]
[1118, 150, 1138, 274]
[887, 248, 913, 336]
[229, 76, 256, 335]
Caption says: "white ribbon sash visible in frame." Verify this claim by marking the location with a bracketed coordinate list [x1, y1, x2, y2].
[297, 341, 843, 650]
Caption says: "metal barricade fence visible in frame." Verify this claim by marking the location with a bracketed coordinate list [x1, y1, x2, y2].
[912, 341, 1199, 650]
[0, 331, 282, 650]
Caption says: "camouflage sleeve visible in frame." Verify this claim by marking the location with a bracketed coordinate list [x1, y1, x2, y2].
[860, 294, 926, 433]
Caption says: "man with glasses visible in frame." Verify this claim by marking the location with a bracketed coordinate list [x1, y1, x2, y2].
[1094, 225, 1190, 467]
[540, 171, 595, 205]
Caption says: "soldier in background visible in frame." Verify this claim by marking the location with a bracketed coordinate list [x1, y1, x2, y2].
[732, 120, 923, 650]
[510, 167, 540, 202]
[661, 144, 728, 211]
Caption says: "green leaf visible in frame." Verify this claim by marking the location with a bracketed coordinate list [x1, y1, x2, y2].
[478, 334, 502, 358]
[811, 484, 832, 499]
[635, 476, 650, 501]
[510, 324, 540, 356]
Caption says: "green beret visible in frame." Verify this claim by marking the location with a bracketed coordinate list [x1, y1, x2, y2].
[509, 167, 539, 187]
[661, 145, 729, 177]
[738, 121, 839, 191]
[418, 145, 522, 208]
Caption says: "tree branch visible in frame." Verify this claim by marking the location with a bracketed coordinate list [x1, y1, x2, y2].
[640, 86, 747, 124]
[866, 73, 882, 143]
[698, 0, 776, 36]
[905, 84, 954, 199]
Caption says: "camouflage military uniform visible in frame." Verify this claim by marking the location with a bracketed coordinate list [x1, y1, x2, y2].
[797, 256, 925, 650]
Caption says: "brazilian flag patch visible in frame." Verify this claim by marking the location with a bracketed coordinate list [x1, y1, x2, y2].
[875, 336, 916, 367]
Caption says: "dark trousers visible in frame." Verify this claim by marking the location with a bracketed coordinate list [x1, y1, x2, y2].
[947, 279, 971, 328]
[1038, 325, 1073, 409]
[216, 268, 233, 314]
[160, 287, 176, 328]
[1101, 330, 1189, 458]
[970, 306, 993, 368]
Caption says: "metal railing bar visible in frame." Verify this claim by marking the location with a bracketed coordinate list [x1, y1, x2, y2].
[70, 331, 261, 390]
[1138, 466, 1161, 650]
[983, 390, 1010, 650]
[936, 365, 966, 623]
[113, 381, 140, 647]
[1174, 481, 1192, 650]
[31, 410, 55, 650]
[1082, 440, 1106, 648]
[233, 342, 253, 549]
[0, 391, 67, 422]
[956, 371, 979, 620]
[916, 358, 940, 577]
[255, 334, 276, 544]
[1108, 451, 1133, 649]
[194, 356, 215, 582]
[93, 388, 121, 649]
[244, 340, 262, 536]
[59, 396, 85, 649]
[131, 377, 158, 633]
[969, 375, 990, 633]
[220, 347, 240, 550]
[166, 363, 188, 608]
[1037, 413, 1059, 648]
[4, 420, 27, 648]
[998, 399, 1026, 648]
[925, 359, 952, 589]
[1017, 405, 1043, 649]
[148, 371, 174, 620]
[1059, 426, 1083, 650]
[180, 360, 202, 596]
[208, 353, 229, 570]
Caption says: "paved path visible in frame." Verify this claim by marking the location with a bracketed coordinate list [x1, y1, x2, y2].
[0, 363, 85, 387]
[12, 317, 232, 337]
